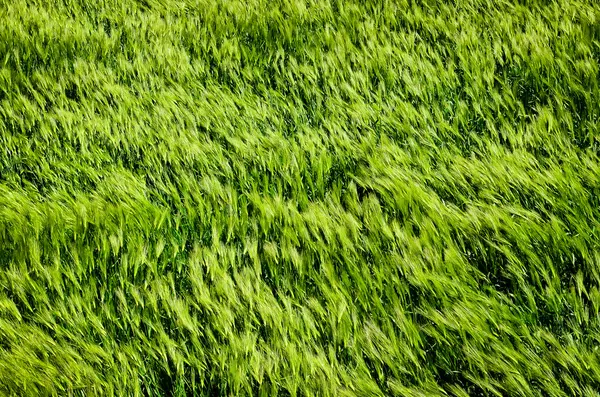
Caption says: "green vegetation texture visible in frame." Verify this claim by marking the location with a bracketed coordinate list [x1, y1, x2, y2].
[1, 0, 600, 395]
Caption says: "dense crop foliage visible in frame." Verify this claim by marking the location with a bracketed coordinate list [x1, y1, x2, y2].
[1, 0, 600, 395]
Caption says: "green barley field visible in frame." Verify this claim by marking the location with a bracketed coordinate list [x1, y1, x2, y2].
[1, 0, 600, 395]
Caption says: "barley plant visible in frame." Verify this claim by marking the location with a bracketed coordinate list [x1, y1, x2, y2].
[1, 0, 600, 395]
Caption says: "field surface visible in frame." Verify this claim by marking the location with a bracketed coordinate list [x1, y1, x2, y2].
[1, 0, 600, 395]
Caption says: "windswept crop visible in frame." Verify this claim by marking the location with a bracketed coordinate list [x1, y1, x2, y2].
[1, 0, 600, 395]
